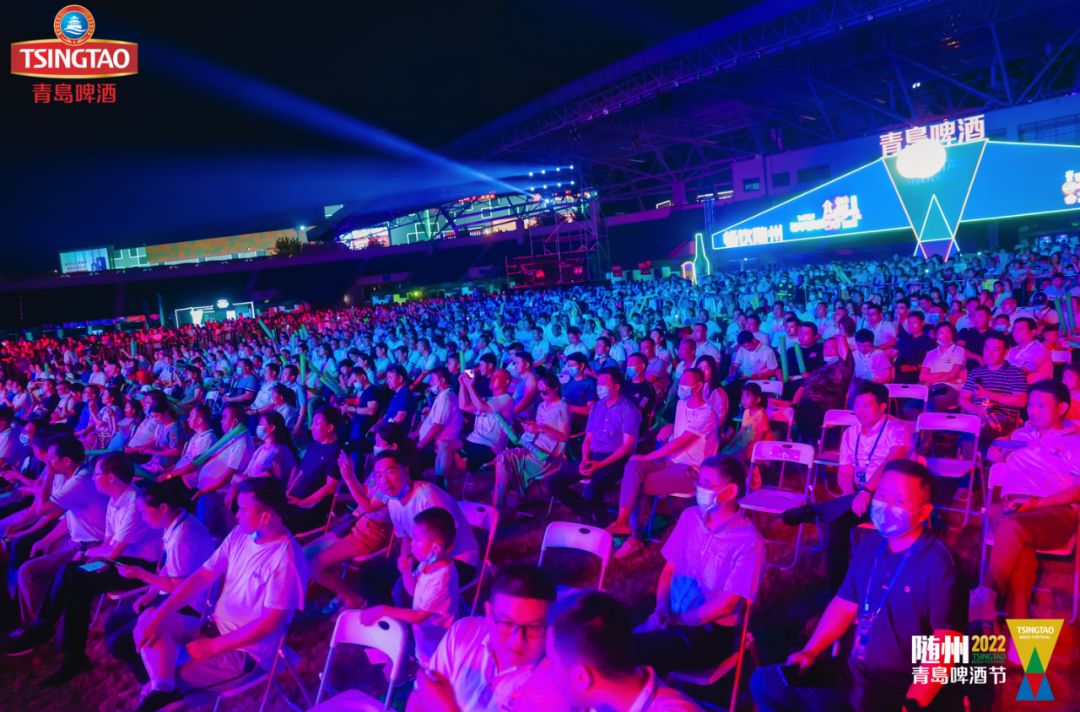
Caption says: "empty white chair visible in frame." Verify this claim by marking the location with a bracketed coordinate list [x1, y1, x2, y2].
[813, 409, 858, 496]
[915, 412, 984, 528]
[886, 383, 929, 419]
[748, 379, 783, 398]
[538, 521, 613, 599]
[980, 464, 1079, 624]
[313, 613, 408, 711]
[1051, 350, 1071, 364]
[740, 441, 816, 569]
[457, 501, 499, 611]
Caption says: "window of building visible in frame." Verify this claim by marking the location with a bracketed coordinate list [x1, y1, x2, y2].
[772, 171, 791, 188]
[797, 165, 830, 184]
[743, 177, 761, 192]
[988, 127, 1008, 140]
[1018, 114, 1079, 145]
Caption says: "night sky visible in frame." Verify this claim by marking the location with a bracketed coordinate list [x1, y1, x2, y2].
[1, 0, 757, 273]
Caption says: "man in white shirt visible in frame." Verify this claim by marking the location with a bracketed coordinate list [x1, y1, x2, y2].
[133, 477, 308, 712]
[1005, 317, 1053, 385]
[193, 404, 255, 538]
[743, 315, 771, 349]
[407, 564, 569, 712]
[728, 331, 778, 382]
[14, 436, 108, 626]
[863, 303, 898, 351]
[632, 455, 764, 682]
[852, 329, 894, 390]
[782, 381, 913, 594]
[3, 453, 162, 687]
[158, 404, 218, 505]
[414, 367, 464, 482]
[970, 380, 1080, 632]
[439, 370, 514, 478]
[607, 369, 719, 558]
[691, 322, 722, 362]
[547, 590, 704, 712]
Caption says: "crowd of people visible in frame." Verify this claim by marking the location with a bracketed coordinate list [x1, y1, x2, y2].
[0, 242, 1078, 711]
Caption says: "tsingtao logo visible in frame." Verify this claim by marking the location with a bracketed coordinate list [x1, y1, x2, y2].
[54, 5, 95, 45]
[11, 6, 138, 79]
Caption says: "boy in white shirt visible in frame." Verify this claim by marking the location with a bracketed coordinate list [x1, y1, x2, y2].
[361, 507, 459, 666]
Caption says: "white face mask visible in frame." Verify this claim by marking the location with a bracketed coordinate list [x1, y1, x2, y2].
[696, 483, 735, 513]
[824, 355, 840, 364]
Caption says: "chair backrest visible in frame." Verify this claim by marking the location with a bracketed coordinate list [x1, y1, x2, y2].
[765, 404, 794, 424]
[749, 440, 816, 468]
[749, 379, 783, 397]
[1052, 350, 1071, 364]
[915, 412, 981, 438]
[457, 501, 499, 536]
[986, 463, 1007, 494]
[821, 409, 858, 430]
[318, 613, 408, 707]
[539, 522, 613, 590]
[886, 383, 930, 401]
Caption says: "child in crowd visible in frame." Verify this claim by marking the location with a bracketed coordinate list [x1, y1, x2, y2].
[1062, 364, 1080, 421]
[361, 506, 459, 666]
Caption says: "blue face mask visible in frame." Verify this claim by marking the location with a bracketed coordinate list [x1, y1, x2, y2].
[870, 499, 925, 538]
[926, 313, 941, 324]
[256, 425, 266, 440]
[596, 385, 611, 401]
[19, 432, 30, 446]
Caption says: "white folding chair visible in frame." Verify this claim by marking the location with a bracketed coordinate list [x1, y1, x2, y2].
[980, 464, 1079, 624]
[765, 404, 795, 442]
[343, 533, 396, 579]
[91, 585, 151, 627]
[886, 383, 929, 420]
[538, 521, 613, 600]
[915, 412, 984, 529]
[1051, 350, 1071, 364]
[668, 602, 754, 710]
[313, 613, 408, 711]
[212, 630, 311, 712]
[740, 441, 816, 569]
[457, 501, 499, 612]
[295, 478, 344, 542]
[813, 409, 858, 497]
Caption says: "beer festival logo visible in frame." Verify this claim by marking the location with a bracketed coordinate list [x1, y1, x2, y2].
[909, 620, 1063, 700]
[10, 5, 138, 103]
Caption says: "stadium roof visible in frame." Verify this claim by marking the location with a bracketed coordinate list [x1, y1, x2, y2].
[442, 0, 1080, 210]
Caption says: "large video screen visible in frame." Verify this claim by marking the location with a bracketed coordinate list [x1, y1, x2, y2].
[59, 247, 111, 273]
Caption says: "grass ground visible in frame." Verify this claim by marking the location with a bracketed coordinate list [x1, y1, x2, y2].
[2, 468, 1078, 712]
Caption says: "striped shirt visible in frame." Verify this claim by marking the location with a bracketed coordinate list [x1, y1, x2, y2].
[961, 362, 1028, 417]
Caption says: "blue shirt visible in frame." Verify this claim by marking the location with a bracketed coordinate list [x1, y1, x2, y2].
[383, 386, 417, 426]
[562, 376, 597, 408]
[584, 394, 640, 454]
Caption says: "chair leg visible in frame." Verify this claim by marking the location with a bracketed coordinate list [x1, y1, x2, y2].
[91, 595, 105, 627]
[283, 652, 313, 708]
[645, 495, 659, 541]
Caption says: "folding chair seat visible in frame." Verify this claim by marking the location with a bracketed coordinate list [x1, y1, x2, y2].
[538, 521, 613, 600]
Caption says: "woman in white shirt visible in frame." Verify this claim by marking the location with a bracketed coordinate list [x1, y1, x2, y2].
[247, 411, 299, 483]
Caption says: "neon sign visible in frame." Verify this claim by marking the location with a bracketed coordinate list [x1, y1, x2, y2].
[879, 115, 985, 157]
[722, 224, 783, 248]
[790, 195, 862, 233]
[1064, 171, 1080, 206]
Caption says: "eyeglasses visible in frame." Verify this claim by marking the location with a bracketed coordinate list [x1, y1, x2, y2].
[492, 614, 548, 640]
[537, 388, 551, 396]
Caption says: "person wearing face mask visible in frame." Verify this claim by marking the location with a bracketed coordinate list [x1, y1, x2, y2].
[359, 506, 459, 667]
[1005, 317, 1053, 385]
[782, 382, 913, 595]
[220, 358, 259, 410]
[916, 322, 967, 413]
[158, 404, 218, 509]
[128, 477, 308, 712]
[607, 369, 719, 557]
[622, 353, 658, 449]
[631, 455, 764, 679]
[752, 460, 968, 712]
[412, 367, 464, 483]
[1, 453, 162, 686]
[545, 369, 640, 526]
[192, 404, 255, 539]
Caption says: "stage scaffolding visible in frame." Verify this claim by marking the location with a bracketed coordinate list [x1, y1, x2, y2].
[506, 192, 609, 289]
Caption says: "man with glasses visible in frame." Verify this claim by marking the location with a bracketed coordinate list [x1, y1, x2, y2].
[408, 564, 569, 712]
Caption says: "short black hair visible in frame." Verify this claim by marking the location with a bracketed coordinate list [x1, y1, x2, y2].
[855, 328, 876, 344]
[1013, 317, 1037, 331]
[741, 382, 762, 402]
[315, 405, 342, 429]
[50, 435, 85, 464]
[430, 366, 452, 384]
[853, 380, 889, 406]
[548, 590, 636, 679]
[983, 331, 1007, 348]
[699, 454, 748, 499]
[98, 451, 135, 484]
[138, 480, 175, 508]
[597, 367, 624, 388]
[413, 506, 456, 549]
[491, 564, 556, 603]
[0, 406, 14, 425]
[236, 476, 288, 518]
[1029, 378, 1070, 406]
[736, 330, 756, 346]
[882, 459, 935, 503]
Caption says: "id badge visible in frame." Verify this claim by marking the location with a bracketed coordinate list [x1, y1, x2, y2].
[855, 470, 867, 488]
[852, 614, 874, 661]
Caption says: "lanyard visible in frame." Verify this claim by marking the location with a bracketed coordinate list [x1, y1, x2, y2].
[854, 419, 887, 472]
[862, 540, 914, 617]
